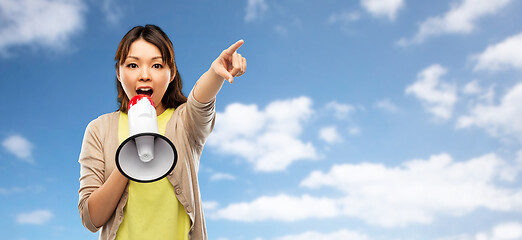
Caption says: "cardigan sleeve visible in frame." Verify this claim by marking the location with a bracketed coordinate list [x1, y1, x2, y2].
[182, 88, 216, 149]
[78, 118, 105, 232]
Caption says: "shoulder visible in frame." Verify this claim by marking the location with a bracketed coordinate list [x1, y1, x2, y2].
[88, 111, 119, 125]
[85, 111, 119, 133]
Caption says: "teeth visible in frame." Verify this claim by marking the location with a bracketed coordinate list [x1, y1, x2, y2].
[138, 88, 152, 91]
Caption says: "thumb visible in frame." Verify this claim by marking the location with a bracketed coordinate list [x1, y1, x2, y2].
[225, 74, 234, 83]
[214, 62, 234, 83]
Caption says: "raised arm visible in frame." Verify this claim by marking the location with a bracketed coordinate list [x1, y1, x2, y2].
[193, 40, 247, 103]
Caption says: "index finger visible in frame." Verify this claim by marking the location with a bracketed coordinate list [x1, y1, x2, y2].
[223, 39, 244, 55]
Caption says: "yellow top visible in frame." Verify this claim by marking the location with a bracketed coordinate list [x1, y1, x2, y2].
[116, 108, 191, 240]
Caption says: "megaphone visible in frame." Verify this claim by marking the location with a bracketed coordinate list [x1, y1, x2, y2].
[115, 95, 177, 183]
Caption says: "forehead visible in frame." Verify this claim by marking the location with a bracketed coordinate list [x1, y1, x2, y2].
[127, 39, 162, 58]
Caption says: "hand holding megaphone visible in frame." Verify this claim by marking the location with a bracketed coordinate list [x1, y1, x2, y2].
[115, 95, 177, 182]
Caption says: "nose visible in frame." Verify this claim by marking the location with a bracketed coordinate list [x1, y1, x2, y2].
[139, 68, 151, 81]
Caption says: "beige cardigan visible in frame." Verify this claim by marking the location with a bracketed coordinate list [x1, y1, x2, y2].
[78, 91, 215, 240]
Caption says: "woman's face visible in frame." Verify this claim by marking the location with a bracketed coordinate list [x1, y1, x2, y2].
[118, 38, 174, 115]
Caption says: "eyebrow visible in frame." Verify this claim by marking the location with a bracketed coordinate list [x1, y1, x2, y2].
[127, 56, 163, 60]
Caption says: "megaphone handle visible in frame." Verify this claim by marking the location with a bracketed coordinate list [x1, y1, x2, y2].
[135, 135, 155, 162]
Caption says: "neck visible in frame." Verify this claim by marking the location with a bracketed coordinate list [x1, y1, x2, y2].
[155, 105, 166, 116]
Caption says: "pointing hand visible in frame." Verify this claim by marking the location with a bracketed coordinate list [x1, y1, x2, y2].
[211, 40, 247, 84]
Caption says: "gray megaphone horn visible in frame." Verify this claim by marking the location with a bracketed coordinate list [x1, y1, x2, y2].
[115, 95, 177, 182]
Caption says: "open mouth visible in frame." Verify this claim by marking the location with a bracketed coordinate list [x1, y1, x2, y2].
[136, 88, 153, 97]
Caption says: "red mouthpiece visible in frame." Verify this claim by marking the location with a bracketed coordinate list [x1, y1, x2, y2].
[128, 95, 155, 110]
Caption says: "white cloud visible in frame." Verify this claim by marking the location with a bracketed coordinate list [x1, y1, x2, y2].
[0, 187, 22, 195]
[325, 101, 355, 120]
[17, 210, 53, 225]
[300, 152, 522, 227]
[348, 127, 361, 135]
[517, 150, 522, 170]
[319, 126, 343, 144]
[491, 222, 522, 240]
[211, 152, 522, 227]
[2, 134, 34, 163]
[436, 222, 522, 240]
[207, 97, 318, 172]
[473, 32, 522, 72]
[398, 0, 513, 46]
[328, 11, 361, 24]
[0, 185, 44, 195]
[480, 85, 496, 104]
[276, 229, 369, 240]
[462, 80, 482, 95]
[0, 0, 86, 54]
[406, 64, 457, 119]
[360, 0, 404, 20]
[100, 0, 123, 25]
[210, 194, 340, 222]
[457, 82, 522, 140]
[462, 82, 496, 105]
[202, 201, 219, 211]
[210, 172, 236, 181]
[274, 25, 288, 35]
[245, 0, 268, 22]
[375, 99, 399, 112]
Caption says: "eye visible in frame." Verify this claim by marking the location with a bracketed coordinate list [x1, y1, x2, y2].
[153, 63, 163, 69]
[127, 63, 138, 69]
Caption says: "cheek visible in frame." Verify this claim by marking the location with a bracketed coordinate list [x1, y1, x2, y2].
[155, 72, 171, 97]
[162, 72, 172, 88]
[120, 72, 136, 96]
[156, 70, 171, 86]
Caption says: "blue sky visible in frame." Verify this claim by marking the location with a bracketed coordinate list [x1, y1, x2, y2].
[1, 0, 522, 239]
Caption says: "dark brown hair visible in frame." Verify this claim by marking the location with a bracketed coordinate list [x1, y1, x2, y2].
[114, 24, 187, 113]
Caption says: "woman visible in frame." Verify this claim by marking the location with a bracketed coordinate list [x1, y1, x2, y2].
[78, 24, 246, 240]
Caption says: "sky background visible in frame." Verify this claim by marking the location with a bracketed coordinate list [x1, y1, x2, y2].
[1, 0, 522, 239]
